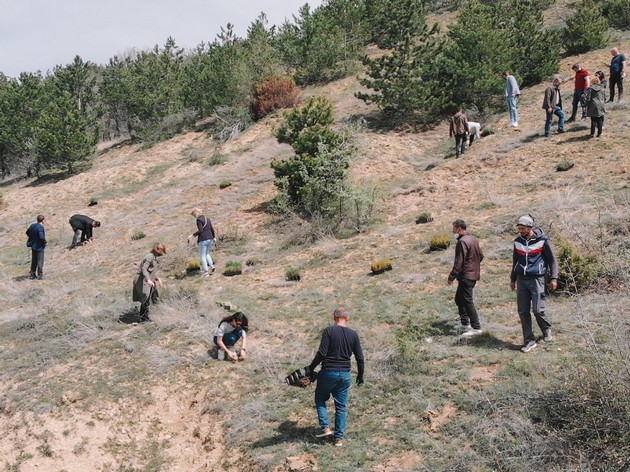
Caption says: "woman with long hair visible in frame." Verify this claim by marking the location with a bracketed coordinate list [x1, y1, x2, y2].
[214, 312, 248, 361]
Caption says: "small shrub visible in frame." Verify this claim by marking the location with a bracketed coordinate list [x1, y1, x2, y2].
[223, 261, 242, 276]
[556, 237, 598, 291]
[480, 127, 495, 137]
[556, 160, 574, 172]
[209, 152, 228, 166]
[245, 258, 262, 266]
[429, 233, 451, 251]
[285, 267, 301, 281]
[415, 212, 433, 224]
[252, 76, 301, 119]
[370, 259, 392, 274]
[186, 259, 200, 273]
[131, 230, 146, 241]
[88, 197, 98, 206]
[219, 180, 232, 189]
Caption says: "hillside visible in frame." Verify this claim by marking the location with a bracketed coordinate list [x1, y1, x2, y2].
[0, 40, 629, 471]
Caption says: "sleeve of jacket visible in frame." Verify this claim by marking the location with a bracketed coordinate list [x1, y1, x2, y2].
[193, 217, 203, 237]
[543, 239, 559, 281]
[141, 254, 154, 280]
[354, 336, 365, 378]
[38, 226, 47, 246]
[449, 240, 465, 281]
[510, 243, 518, 283]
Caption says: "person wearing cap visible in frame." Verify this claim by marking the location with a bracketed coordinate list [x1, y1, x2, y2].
[448, 219, 484, 336]
[69, 214, 101, 248]
[188, 208, 216, 277]
[510, 215, 558, 353]
[309, 308, 365, 447]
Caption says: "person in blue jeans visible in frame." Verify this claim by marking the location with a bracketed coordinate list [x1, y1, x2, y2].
[309, 308, 364, 447]
[214, 312, 248, 361]
[542, 78, 565, 137]
[188, 208, 216, 277]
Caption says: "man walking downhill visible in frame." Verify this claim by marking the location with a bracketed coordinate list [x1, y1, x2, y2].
[449, 107, 469, 158]
[608, 47, 626, 103]
[309, 308, 364, 447]
[503, 71, 521, 127]
[567, 63, 589, 122]
[448, 219, 484, 336]
[542, 78, 565, 137]
[510, 215, 558, 353]
[26, 214, 47, 280]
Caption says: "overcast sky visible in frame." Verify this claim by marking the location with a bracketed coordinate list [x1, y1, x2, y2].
[0, 0, 324, 78]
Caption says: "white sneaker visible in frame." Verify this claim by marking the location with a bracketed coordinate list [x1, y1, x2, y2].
[521, 341, 537, 353]
[461, 329, 483, 337]
[513, 121, 519, 127]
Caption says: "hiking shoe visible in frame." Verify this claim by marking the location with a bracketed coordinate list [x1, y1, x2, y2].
[521, 341, 538, 353]
[461, 329, 483, 337]
[456, 323, 471, 333]
[334, 439, 343, 447]
[543, 330, 553, 342]
[316, 428, 334, 438]
[211, 266, 216, 273]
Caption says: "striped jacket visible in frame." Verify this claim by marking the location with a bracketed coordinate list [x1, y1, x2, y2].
[511, 228, 558, 282]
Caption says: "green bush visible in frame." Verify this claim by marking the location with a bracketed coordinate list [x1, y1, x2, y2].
[88, 196, 98, 206]
[556, 237, 598, 291]
[415, 212, 433, 224]
[219, 180, 232, 189]
[223, 261, 242, 276]
[370, 259, 392, 274]
[186, 259, 200, 273]
[603, 0, 630, 29]
[563, 0, 609, 54]
[131, 230, 146, 241]
[429, 233, 451, 251]
[285, 267, 301, 281]
[209, 152, 228, 166]
[556, 160, 574, 172]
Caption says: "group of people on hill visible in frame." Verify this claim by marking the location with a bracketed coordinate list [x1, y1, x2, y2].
[449, 47, 627, 154]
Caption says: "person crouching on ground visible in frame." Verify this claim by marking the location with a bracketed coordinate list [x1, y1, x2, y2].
[132, 243, 166, 322]
[214, 312, 248, 361]
[309, 308, 364, 447]
[69, 214, 100, 248]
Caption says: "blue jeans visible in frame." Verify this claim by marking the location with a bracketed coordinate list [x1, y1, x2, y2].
[213, 328, 243, 347]
[506, 96, 518, 124]
[545, 106, 565, 136]
[315, 370, 352, 440]
[570, 89, 587, 120]
[199, 239, 214, 272]
[516, 276, 551, 344]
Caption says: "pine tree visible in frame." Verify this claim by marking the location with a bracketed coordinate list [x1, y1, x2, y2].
[563, 0, 609, 54]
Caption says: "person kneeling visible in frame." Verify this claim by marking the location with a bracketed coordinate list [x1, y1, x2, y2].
[214, 312, 248, 361]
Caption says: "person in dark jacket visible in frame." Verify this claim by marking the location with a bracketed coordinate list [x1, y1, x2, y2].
[26, 214, 47, 279]
[309, 308, 364, 447]
[542, 78, 565, 137]
[449, 107, 469, 158]
[510, 215, 558, 353]
[448, 219, 484, 336]
[69, 214, 101, 248]
[188, 208, 216, 277]
[586, 76, 606, 138]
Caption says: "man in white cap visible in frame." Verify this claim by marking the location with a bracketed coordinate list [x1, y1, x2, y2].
[510, 215, 558, 353]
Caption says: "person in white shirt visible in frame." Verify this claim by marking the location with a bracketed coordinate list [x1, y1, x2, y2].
[214, 312, 248, 361]
[468, 122, 481, 147]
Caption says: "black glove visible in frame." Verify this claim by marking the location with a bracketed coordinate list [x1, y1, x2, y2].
[356, 375, 364, 386]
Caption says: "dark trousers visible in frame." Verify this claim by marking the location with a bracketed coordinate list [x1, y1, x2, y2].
[468, 134, 476, 147]
[30, 249, 45, 278]
[610, 72, 623, 101]
[570, 89, 587, 120]
[590, 116, 604, 136]
[139, 287, 158, 319]
[454, 134, 467, 157]
[455, 278, 480, 329]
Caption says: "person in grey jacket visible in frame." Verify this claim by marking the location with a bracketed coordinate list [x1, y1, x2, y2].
[586, 75, 606, 138]
[503, 71, 521, 127]
[510, 215, 558, 353]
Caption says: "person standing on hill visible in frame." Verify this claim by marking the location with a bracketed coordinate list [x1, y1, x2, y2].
[542, 78, 565, 137]
[448, 219, 484, 336]
[449, 107, 469, 158]
[309, 308, 364, 447]
[132, 243, 166, 322]
[608, 47, 626, 103]
[503, 71, 521, 128]
[510, 215, 558, 353]
[26, 214, 47, 280]
[586, 75, 606, 138]
[188, 208, 216, 277]
[69, 214, 100, 248]
[567, 63, 590, 122]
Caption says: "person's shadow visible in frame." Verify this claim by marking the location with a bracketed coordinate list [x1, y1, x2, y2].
[118, 308, 147, 324]
[250, 421, 319, 448]
[455, 332, 521, 351]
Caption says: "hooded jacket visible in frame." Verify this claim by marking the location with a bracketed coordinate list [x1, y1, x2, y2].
[511, 227, 558, 282]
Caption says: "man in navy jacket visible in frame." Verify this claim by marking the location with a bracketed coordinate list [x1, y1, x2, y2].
[26, 214, 47, 279]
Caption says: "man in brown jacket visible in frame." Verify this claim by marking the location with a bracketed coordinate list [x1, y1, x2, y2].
[449, 107, 469, 158]
[448, 219, 484, 336]
[542, 78, 565, 137]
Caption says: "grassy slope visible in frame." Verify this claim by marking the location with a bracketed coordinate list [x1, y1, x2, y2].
[0, 43, 629, 471]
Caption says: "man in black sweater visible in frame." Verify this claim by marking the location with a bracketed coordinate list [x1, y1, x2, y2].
[309, 307, 364, 447]
[69, 214, 101, 248]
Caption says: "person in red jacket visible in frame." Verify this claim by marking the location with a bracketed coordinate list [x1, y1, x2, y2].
[448, 219, 484, 336]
